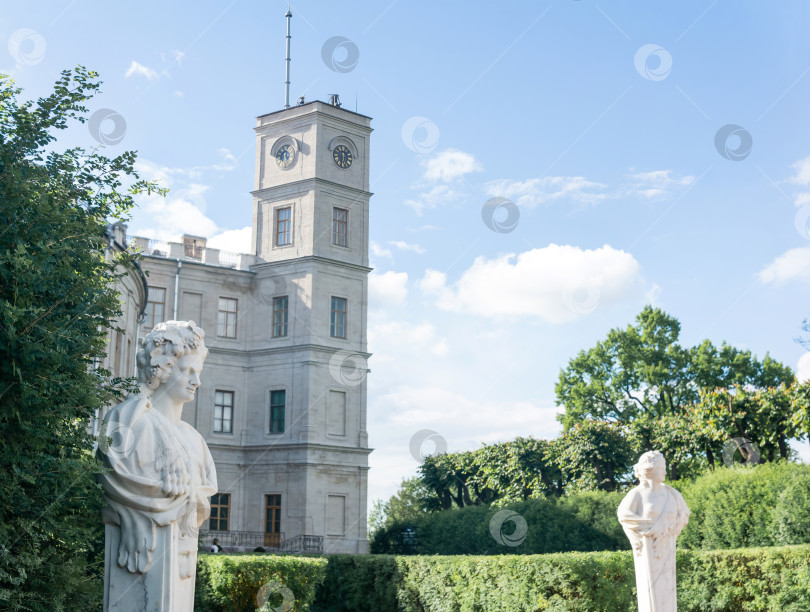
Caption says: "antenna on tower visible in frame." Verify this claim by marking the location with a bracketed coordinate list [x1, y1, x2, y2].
[284, 6, 292, 109]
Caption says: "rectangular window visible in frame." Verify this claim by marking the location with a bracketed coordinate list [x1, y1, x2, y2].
[275, 207, 292, 246]
[330, 297, 346, 338]
[209, 493, 230, 531]
[265, 494, 282, 547]
[270, 390, 286, 434]
[272, 296, 289, 338]
[145, 287, 165, 328]
[332, 207, 348, 247]
[214, 390, 234, 434]
[218, 297, 238, 338]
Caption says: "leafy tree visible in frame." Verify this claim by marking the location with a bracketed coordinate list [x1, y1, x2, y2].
[418, 437, 561, 510]
[556, 306, 795, 478]
[692, 385, 801, 463]
[551, 420, 633, 492]
[369, 477, 439, 537]
[0, 68, 161, 610]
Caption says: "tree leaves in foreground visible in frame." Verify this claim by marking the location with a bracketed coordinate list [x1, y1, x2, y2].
[0, 68, 162, 610]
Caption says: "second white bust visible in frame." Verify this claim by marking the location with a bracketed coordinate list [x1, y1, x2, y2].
[617, 451, 690, 612]
[98, 321, 217, 611]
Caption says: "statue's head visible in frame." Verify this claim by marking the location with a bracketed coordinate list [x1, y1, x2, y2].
[137, 321, 208, 401]
[634, 450, 666, 483]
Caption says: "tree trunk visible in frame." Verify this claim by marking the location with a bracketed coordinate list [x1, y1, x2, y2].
[706, 446, 715, 468]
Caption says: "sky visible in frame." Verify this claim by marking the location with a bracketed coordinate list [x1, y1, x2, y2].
[3, 0, 810, 508]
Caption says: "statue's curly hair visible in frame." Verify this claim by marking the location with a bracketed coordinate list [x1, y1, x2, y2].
[634, 450, 666, 480]
[136, 320, 208, 391]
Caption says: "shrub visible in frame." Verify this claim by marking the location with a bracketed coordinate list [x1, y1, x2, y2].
[374, 462, 810, 556]
[372, 491, 627, 555]
[311, 545, 810, 611]
[676, 461, 810, 550]
[195, 554, 327, 612]
[774, 469, 810, 546]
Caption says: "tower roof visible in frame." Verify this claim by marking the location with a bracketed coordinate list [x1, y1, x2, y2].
[256, 99, 372, 122]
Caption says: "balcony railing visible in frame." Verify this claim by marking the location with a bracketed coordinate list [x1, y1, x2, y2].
[199, 531, 324, 554]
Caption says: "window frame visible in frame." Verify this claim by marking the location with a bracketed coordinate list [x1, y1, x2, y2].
[214, 389, 234, 434]
[208, 493, 231, 531]
[330, 296, 347, 339]
[264, 494, 282, 547]
[332, 207, 348, 248]
[272, 295, 289, 338]
[275, 206, 292, 246]
[269, 389, 286, 434]
[145, 286, 166, 328]
[217, 297, 238, 338]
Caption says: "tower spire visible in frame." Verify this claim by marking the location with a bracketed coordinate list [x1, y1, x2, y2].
[284, 6, 292, 109]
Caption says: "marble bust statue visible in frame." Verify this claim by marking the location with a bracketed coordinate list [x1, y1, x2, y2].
[97, 320, 217, 611]
[617, 451, 690, 612]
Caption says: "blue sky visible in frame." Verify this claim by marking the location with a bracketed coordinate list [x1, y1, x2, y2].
[4, 1, 810, 505]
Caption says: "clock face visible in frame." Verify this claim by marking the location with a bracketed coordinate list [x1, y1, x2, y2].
[332, 144, 353, 169]
[275, 144, 294, 169]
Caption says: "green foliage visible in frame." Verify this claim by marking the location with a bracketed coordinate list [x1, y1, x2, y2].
[195, 554, 328, 612]
[419, 437, 561, 510]
[369, 476, 439, 538]
[371, 492, 627, 556]
[308, 546, 810, 611]
[555, 306, 796, 480]
[0, 69, 162, 610]
[774, 469, 810, 546]
[553, 420, 633, 492]
[677, 461, 810, 551]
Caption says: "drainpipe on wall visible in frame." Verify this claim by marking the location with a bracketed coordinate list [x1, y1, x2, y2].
[173, 259, 182, 320]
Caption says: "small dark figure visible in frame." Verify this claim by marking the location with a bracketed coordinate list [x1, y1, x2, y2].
[209, 538, 222, 553]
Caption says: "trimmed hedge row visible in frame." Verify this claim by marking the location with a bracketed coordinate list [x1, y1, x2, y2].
[197, 545, 810, 611]
[372, 491, 627, 555]
[372, 462, 810, 556]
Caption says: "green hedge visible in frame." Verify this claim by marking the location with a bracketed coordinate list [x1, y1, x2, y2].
[371, 491, 627, 555]
[195, 554, 327, 612]
[198, 545, 810, 611]
[373, 462, 810, 556]
[676, 461, 810, 551]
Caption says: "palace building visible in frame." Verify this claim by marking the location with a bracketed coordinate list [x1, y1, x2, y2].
[102, 97, 373, 554]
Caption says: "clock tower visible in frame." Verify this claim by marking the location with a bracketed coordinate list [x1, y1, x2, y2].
[244, 98, 373, 553]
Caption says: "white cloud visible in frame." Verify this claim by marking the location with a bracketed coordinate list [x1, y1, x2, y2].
[484, 176, 609, 208]
[404, 184, 462, 215]
[422, 244, 646, 323]
[626, 169, 695, 198]
[370, 241, 393, 259]
[795, 193, 810, 207]
[128, 153, 248, 251]
[422, 149, 482, 183]
[759, 247, 810, 286]
[369, 320, 447, 358]
[161, 49, 185, 66]
[419, 269, 446, 294]
[389, 240, 425, 254]
[369, 271, 408, 308]
[207, 227, 251, 253]
[125, 60, 167, 81]
[482, 169, 694, 208]
[797, 353, 810, 383]
[789, 157, 810, 186]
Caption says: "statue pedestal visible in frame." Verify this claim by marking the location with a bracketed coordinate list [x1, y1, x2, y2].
[103, 523, 198, 611]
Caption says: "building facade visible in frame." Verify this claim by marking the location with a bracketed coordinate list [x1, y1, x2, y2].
[120, 100, 373, 554]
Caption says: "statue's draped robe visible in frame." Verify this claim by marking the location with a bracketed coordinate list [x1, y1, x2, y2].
[617, 484, 690, 612]
[98, 395, 217, 578]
